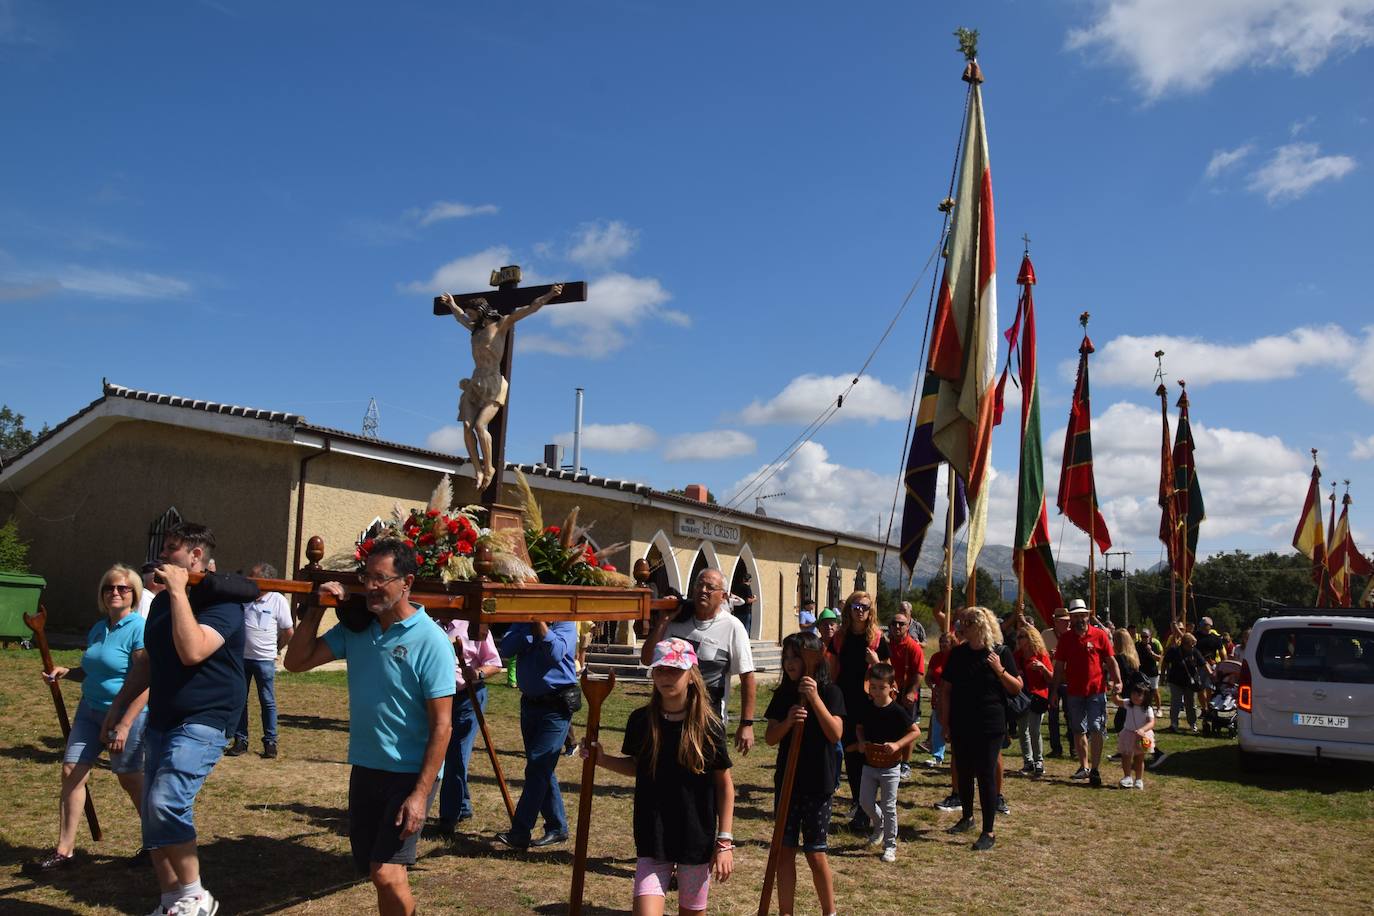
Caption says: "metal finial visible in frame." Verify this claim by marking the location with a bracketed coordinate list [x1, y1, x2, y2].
[1021, 232, 1032, 254]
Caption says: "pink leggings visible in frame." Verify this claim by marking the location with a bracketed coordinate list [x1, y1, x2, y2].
[633, 858, 711, 911]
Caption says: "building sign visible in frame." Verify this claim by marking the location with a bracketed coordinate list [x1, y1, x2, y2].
[676, 513, 741, 545]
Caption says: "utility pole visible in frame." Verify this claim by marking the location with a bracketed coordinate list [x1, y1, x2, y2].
[1105, 550, 1133, 626]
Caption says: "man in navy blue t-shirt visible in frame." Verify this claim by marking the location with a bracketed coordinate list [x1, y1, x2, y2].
[107, 522, 256, 916]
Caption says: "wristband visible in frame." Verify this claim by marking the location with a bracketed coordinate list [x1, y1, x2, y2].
[738, 719, 755, 727]
[716, 832, 733, 841]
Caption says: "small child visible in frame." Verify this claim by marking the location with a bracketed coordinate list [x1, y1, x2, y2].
[1114, 680, 1156, 789]
[765, 631, 845, 916]
[850, 662, 921, 862]
[583, 638, 734, 915]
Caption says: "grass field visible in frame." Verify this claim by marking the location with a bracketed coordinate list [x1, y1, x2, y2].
[1, 647, 1372, 915]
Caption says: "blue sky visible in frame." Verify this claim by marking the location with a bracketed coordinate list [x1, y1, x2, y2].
[3, 1, 1372, 571]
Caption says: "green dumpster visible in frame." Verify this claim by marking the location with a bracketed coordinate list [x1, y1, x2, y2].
[0, 572, 46, 641]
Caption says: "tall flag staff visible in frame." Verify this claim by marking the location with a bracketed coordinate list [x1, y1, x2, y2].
[993, 241, 1062, 626]
[1057, 312, 1111, 611]
[1154, 351, 1180, 622]
[1327, 481, 1339, 601]
[925, 27, 999, 608]
[1170, 381, 1205, 624]
[1329, 483, 1373, 607]
[1293, 450, 1330, 607]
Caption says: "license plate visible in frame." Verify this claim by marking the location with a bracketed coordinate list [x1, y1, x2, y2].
[1293, 713, 1349, 729]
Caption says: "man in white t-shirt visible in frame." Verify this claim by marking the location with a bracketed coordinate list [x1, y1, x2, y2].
[640, 566, 756, 754]
[227, 562, 295, 759]
[137, 562, 164, 618]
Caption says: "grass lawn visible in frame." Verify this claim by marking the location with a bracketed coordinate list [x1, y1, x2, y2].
[1, 647, 1372, 914]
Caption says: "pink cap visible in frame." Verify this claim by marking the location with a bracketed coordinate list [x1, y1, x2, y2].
[649, 637, 698, 670]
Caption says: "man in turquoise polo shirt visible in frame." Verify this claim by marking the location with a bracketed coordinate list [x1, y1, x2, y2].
[286, 539, 454, 916]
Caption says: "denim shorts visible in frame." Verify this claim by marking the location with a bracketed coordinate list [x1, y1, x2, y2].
[141, 722, 227, 849]
[1065, 692, 1108, 736]
[64, 699, 148, 775]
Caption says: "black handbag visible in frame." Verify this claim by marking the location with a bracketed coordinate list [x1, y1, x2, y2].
[1006, 688, 1033, 719]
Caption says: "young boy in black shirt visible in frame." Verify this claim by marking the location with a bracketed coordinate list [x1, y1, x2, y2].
[852, 662, 921, 861]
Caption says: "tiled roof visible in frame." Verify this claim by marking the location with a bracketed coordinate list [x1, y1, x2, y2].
[103, 381, 303, 424]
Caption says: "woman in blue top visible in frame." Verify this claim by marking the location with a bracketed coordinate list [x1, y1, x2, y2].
[25, 563, 151, 875]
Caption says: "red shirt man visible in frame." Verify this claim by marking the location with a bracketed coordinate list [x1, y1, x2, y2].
[1054, 623, 1115, 696]
[887, 613, 926, 711]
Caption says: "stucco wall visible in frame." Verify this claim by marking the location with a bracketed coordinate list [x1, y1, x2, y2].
[10, 420, 296, 632]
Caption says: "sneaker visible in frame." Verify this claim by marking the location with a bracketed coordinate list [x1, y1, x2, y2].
[1190, 724, 1200, 734]
[924, 756, 944, 768]
[1089, 769, 1103, 788]
[261, 741, 278, 759]
[1134, 777, 1146, 790]
[1070, 766, 1091, 780]
[996, 795, 1010, 815]
[1019, 760, 1034, 775]
[1032, 763, 1044, 780]
[972, 833, 996, 851]
[880, 846, 897, 863]
[169, 891, 219, 916]
[866, 829, 883, 847]
[21, 850, 75, 876]
[945, 816, 975, 834]
[899, 763, 912, 780]
[934, 793, 962, 812]
[225, 738, 249, 757]
[1119, 776, 1135, 789]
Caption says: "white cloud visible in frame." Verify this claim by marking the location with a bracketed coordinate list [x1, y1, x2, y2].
[1290, 115, 1317, 137]
[414, 201, 498, 226]
[54, 266, 190, 299]
[1067, 0, 1374, 99]
[425, 426, 465, 454]
[726, 442, 892, 533]
[1352, 434, 1374, 460]
[520, 272, 686, 358]
[1045, 401, 1312, 561]
[403, 246, 515, 294]
[738, 374, 910, 425]
[552, 422, 659, 452]
[1247, 142, 1357, 202]
[663, 430, 757, 462]
[567, 221, 638, 266]
[1085, 325, 1358, 388]
[1352, 327, 1374, 404]
[1204, 143, 1254, 180]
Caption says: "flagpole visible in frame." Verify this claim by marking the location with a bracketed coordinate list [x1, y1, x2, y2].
[1089, 510, 1097, 614]
[1015, 548, 1026, 615]
[1157, 377, 1178, 624]
[944, 465, 956, 623]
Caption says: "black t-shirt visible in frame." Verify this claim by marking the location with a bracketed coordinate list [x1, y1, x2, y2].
[1136, 639, 1160, 677]
[144, 575, 254, 732]
[942, 642, 1020, 737]
[1196, 631, 1224, 662]
[1164, 645, 1206, 687]
[622, 707, 731, 864]
[765, 681, 846, 796]
[859, 700, 913, 745]
[835, 632, 889, 739]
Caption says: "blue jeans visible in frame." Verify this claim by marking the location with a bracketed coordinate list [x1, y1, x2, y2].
[142, 722, 226, 848]
[439, 685, 486, 822]
[65, 699, 148, 774]
[511, 697, 571, 843]
[929, 714, 946, 761]
[235, 658, 278, 744]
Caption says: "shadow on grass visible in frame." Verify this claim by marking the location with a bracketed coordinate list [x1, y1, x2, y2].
[535, 903, 628, 915]
[277, 713, 349, 733]
[3, 833, 362, 914]
[0, 736, 65, 766]
[1162, 743, 1374, 793]
[252, 802, 348, 833]
[435, 837, 636, 880]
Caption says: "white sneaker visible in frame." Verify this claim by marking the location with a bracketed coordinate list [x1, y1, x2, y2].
[169, 891, 219, 916]
[1133, 777, 1145, 790]
[866, 829, 883, 847]
[880, 846, 897, 863]
[1119, 776, 1134, 788]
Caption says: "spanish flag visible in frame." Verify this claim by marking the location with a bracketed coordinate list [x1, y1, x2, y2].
[1292, 458, 1330, 604]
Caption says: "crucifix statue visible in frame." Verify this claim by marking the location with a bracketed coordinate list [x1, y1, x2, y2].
[432, 266, 587, 504]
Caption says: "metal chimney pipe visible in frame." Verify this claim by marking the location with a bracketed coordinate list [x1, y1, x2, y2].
[572, 387, 584, 476]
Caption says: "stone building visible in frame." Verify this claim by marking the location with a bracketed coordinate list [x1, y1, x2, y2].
[1, 382, 883, 639]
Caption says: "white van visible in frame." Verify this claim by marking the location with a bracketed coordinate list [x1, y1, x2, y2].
[1237, 612, 1374, 766]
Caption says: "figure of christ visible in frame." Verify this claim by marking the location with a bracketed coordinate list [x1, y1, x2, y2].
[439, 283, 563, 491]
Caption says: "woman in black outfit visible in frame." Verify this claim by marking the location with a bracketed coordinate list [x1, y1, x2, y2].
[938, 607, 1022, 851]
[827, 590, 888, 832]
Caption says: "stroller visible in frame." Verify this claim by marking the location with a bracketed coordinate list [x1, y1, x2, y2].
[1201, 658, 1241, 737]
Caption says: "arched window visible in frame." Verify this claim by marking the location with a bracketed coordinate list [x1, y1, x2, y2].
[854, 561, 867, 592]
[827, 558, 842, 609]
[146, 506, 182, 564]
[689, 551, 710, 591]
[798, 556, 813, 607]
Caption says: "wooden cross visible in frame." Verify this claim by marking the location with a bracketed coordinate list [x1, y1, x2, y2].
[432, 265, 587, 506]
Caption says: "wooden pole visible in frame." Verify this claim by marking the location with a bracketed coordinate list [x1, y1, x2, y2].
[454, 638, 515, 820]
[1088, 509, 1097, 614]
[568, 670, 616, 916]
[758, 646, 825, 916]
[23, 605, 102, 841]
[1014, 548, 1026, 616]
[943, 466, 956, 628]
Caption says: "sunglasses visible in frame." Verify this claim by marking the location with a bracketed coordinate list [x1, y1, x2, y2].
[850, 603, 872, 611]
[102, 584, 134, 595]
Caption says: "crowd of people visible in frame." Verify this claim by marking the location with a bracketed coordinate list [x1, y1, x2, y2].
[22, 530, 1237, 915]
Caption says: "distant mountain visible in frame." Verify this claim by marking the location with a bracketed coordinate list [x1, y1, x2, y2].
[878, 541, 1087, 603]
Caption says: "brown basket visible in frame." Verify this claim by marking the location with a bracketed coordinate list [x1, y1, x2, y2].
[864, 745, 902, 769]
